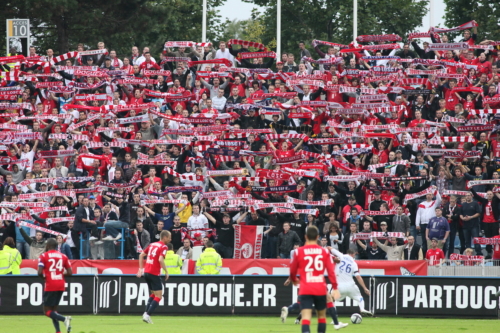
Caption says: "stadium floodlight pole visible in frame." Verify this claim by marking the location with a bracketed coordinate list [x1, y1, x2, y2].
[429, 0, 433, 27]
[202, 0, 207, 43]
[353, 0, 357, 59]
[353, 0, 358, 43]
[277, 0, 281, 60]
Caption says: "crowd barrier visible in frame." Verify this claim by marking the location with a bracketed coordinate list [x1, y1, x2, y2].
[18, 259, 428, 275]
[0, 275, 498, 317]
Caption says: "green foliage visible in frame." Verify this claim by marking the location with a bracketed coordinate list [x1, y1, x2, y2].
[443, 0, 500, 41]
[242, 0, 427, 58]
[0, 0, 225, 56]
[220, 9, 276, 51]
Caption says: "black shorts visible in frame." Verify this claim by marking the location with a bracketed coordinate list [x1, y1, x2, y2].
[43, 291, 64, 307]
[144, 273, 163, 291]
[298, 294, 327, 311]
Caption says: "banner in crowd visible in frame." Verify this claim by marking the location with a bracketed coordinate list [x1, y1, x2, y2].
[233, 225, 264, 259]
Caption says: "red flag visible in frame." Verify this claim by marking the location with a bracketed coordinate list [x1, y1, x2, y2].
[233, 225, 264, 259]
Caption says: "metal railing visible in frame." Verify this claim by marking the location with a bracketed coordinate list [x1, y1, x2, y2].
[79, 227, 129, 260]
[427, 259, 500, 277]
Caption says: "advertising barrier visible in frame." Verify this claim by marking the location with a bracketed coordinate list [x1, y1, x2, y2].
[1, 275, 498, 317]
[19, 259, 428, 276]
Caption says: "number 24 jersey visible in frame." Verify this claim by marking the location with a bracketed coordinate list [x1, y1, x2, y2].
[38, 250, 71, 292]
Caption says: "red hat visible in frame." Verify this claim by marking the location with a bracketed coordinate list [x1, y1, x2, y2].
[194, 232, 202, 238]
[277, 61, 283, 65]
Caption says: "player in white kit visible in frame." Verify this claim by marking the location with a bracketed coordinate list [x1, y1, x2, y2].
[329, 247, 373, 316]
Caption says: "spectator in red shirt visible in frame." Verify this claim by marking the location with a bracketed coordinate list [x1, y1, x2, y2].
[426, 238, 445, 266]
[139, 52, 160, 73]
[473, 53, 492, 75]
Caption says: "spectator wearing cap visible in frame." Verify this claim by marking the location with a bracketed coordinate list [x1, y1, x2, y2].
[88, 195, 101, 211]
[101, 56, 115, 70]
[369, 190, 386, 212]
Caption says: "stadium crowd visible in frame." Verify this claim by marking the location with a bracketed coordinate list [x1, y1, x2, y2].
[1, 20, 500, 273]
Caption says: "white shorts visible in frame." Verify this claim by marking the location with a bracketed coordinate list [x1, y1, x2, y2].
[337, 283, 361, 301]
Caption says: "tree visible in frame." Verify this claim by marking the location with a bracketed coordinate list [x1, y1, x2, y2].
[0, 0, 226, 57]
[242, 0, 427, 58]
[443, 0, 500, 42]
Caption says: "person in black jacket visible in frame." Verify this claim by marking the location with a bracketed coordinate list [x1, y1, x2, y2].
[411, 40, 436, 60]
[442, 195, 464, 257]
[298, 86, 323, 101]
[402, 235, 423, 260]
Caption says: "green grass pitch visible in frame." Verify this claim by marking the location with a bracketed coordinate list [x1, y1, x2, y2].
[0, 315, 496, 333]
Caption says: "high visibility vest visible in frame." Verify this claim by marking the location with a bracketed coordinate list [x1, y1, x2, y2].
[0, 250, 12, 275]
[196, 248, 222, 275]
[163, 250, 182, 275]
[3, 245, 21, 274]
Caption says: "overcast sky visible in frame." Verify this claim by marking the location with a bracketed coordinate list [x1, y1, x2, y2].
[217, 0, 447, 31]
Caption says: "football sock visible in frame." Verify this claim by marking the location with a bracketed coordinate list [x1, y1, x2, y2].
[327, 302, 339, 325]
[288, 302, 300, 313]
[301, 319, 311, 333]
[147, 297, 161, 315]
[146, 294, 155, 312]
[317, 318, 327, 333]
[359, 297, 366, 312]
[46, 311, 65, 322]
[296, 313, 302, 321]
[52, 318, 60, 332]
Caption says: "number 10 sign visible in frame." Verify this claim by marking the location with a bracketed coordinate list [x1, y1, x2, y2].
[6, 19, 30, 55]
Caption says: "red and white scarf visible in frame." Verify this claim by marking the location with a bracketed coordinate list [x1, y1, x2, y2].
[237, 51, 276, 59]
[228, 39, 267, 51]
[473, 237, 500, 245]
[287, 197, 332, 206]
[444, 190, 487, 198]
[403, 186, 436, 205]
[45, 217, 75, 225]
[430, 20, 478, 34]
[467, 179, 500, 189]
[270, 207, 319, 216]
[272, 154, 306, 165]
[357, 34, 402, 42]
[19, 190, 76, 201]
[18, 221, 66, 238]
[427, 42, 469, 51]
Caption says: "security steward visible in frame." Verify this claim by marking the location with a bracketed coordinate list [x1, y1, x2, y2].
[0, 243, 13, 275]
[163, 243, 182, 275]
[3, 237, 21, 274]
[196, 240, 222, 275]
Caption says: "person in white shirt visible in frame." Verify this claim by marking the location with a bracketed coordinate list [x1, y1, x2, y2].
[215, 41, 234, 63]
[212, 88, 227, 112]
[109, 50, 123, 68]
[329, 247, 373, 316]
[135, 47, 155, 66]
[14, 141, 39, 172]
[415, 186, 441, 254]
[187, 205, 209, 237]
